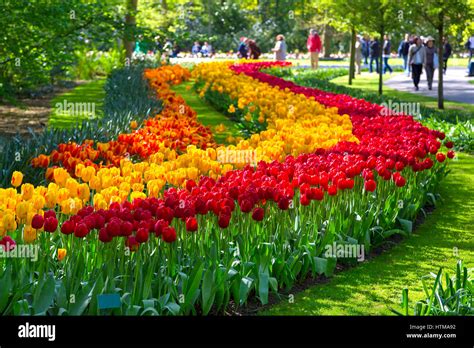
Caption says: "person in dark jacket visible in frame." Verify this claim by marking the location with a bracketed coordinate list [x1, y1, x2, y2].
[237, 37, 248, 58]
[382, 34, 393, 74]
[369, 37, 380, 73]
[442, 37, 452, 74]
[398, 33, 411, 75]
[361, 35, 369, 65]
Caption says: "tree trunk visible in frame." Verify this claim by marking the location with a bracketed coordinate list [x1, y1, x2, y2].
[379, 31, 384, 95]
[322, 24, 331, 58]
[437, 21, 444, 109]
[124, 0, 138, 63]
[349, 27, 356, 85]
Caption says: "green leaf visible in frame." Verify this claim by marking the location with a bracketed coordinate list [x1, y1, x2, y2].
[184, 261, 204, 312]
[201, 268, 216, 315]
[69, 281, 96, 315]
[239, 277, 253, 305]
[258, 271, 269, 305]
[0, 265, 12, 313]
[33, 274, 56, 315]
[397, 218, 413, 234]
[314, 257, 328, 275]
[164, 302, 180, 315]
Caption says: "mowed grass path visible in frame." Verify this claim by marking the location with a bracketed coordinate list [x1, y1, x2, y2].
[261, 153, 474, 315]
[172, 81, 241, 144]
[49, 79, 105, 129]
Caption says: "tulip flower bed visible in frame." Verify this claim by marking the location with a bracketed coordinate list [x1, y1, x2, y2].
[0, 61, 455, 316]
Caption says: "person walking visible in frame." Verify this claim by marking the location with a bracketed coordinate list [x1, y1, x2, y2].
[398, 33, 411, 76]
[307, 29, 321, 69]
[408, 36, 426, 91]
[442, 37, 452, 74]
[272, 34, 287, 61]
[355, 35, 362, 74]
[424, 36, 436, 90]
[369, 37, 380, 73]
[361, 35, 369, 65]
[382, 34, 393, 74]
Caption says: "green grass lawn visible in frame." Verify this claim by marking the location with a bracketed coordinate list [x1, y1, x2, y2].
[49, 79, 105, 129]
[261, 152, 474, 315]
[172, 81, 241, 144]
[330, 72, 474, 113]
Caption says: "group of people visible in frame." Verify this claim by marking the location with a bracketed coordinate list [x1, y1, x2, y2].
[191, 41, 214, 58]
[237, 29, 322, 70]
[237, 37, 263, 59]
[355, 35, 394, 75]
[354, 33, 456, 91]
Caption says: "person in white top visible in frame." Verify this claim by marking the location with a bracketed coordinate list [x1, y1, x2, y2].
[272, 34, 287, 61]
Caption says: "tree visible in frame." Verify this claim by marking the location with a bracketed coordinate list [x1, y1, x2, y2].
[0, 0, 121, 98]
[124, 0, 138, 62]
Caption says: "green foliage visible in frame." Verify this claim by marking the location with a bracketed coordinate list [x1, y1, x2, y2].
[0, 66, 162, 188]
[68, 45, 125, 80]
[0, 0, 124, 98]
[391, 260, 474, 315]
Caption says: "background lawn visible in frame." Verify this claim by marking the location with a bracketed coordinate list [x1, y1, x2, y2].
[48, 79, 105, 129]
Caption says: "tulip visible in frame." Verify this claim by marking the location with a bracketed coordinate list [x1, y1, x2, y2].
[251, 207, 264, 221]
[11, 171, 23, 187]
[57, 248, 67, 261]
[185, 217, 198, 232]
[31, 214, 45, 230]
[0, 236, 16, 251]
[44, 217, 59, 233]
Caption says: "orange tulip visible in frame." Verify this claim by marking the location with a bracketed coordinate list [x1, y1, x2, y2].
[57, 248, 67, 261]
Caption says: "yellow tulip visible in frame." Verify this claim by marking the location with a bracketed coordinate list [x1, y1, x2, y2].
[11, 171, 23, 187]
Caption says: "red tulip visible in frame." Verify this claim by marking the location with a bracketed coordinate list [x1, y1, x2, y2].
[120, 221, 134, 236]
[251, 207, 264, 221]
[43, 210, 57, 220]
[436, 153, 446, 163]
[0, 236, 16, 251]
[364, 180, 376, 192]
[74, 222, 89, 238]
[126, 235, 139, 251]
[447, 150, 455, 159]
[60, 220, 75, 235]
[99, 227, 113, 243]
[31, 214, 44, 229]
[185, 217, 198, 232]
[162, 226, 177, 243]
[44, 217, 58, 233]
[218, 214, 230, 228]
[136, 227, 149, 243]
